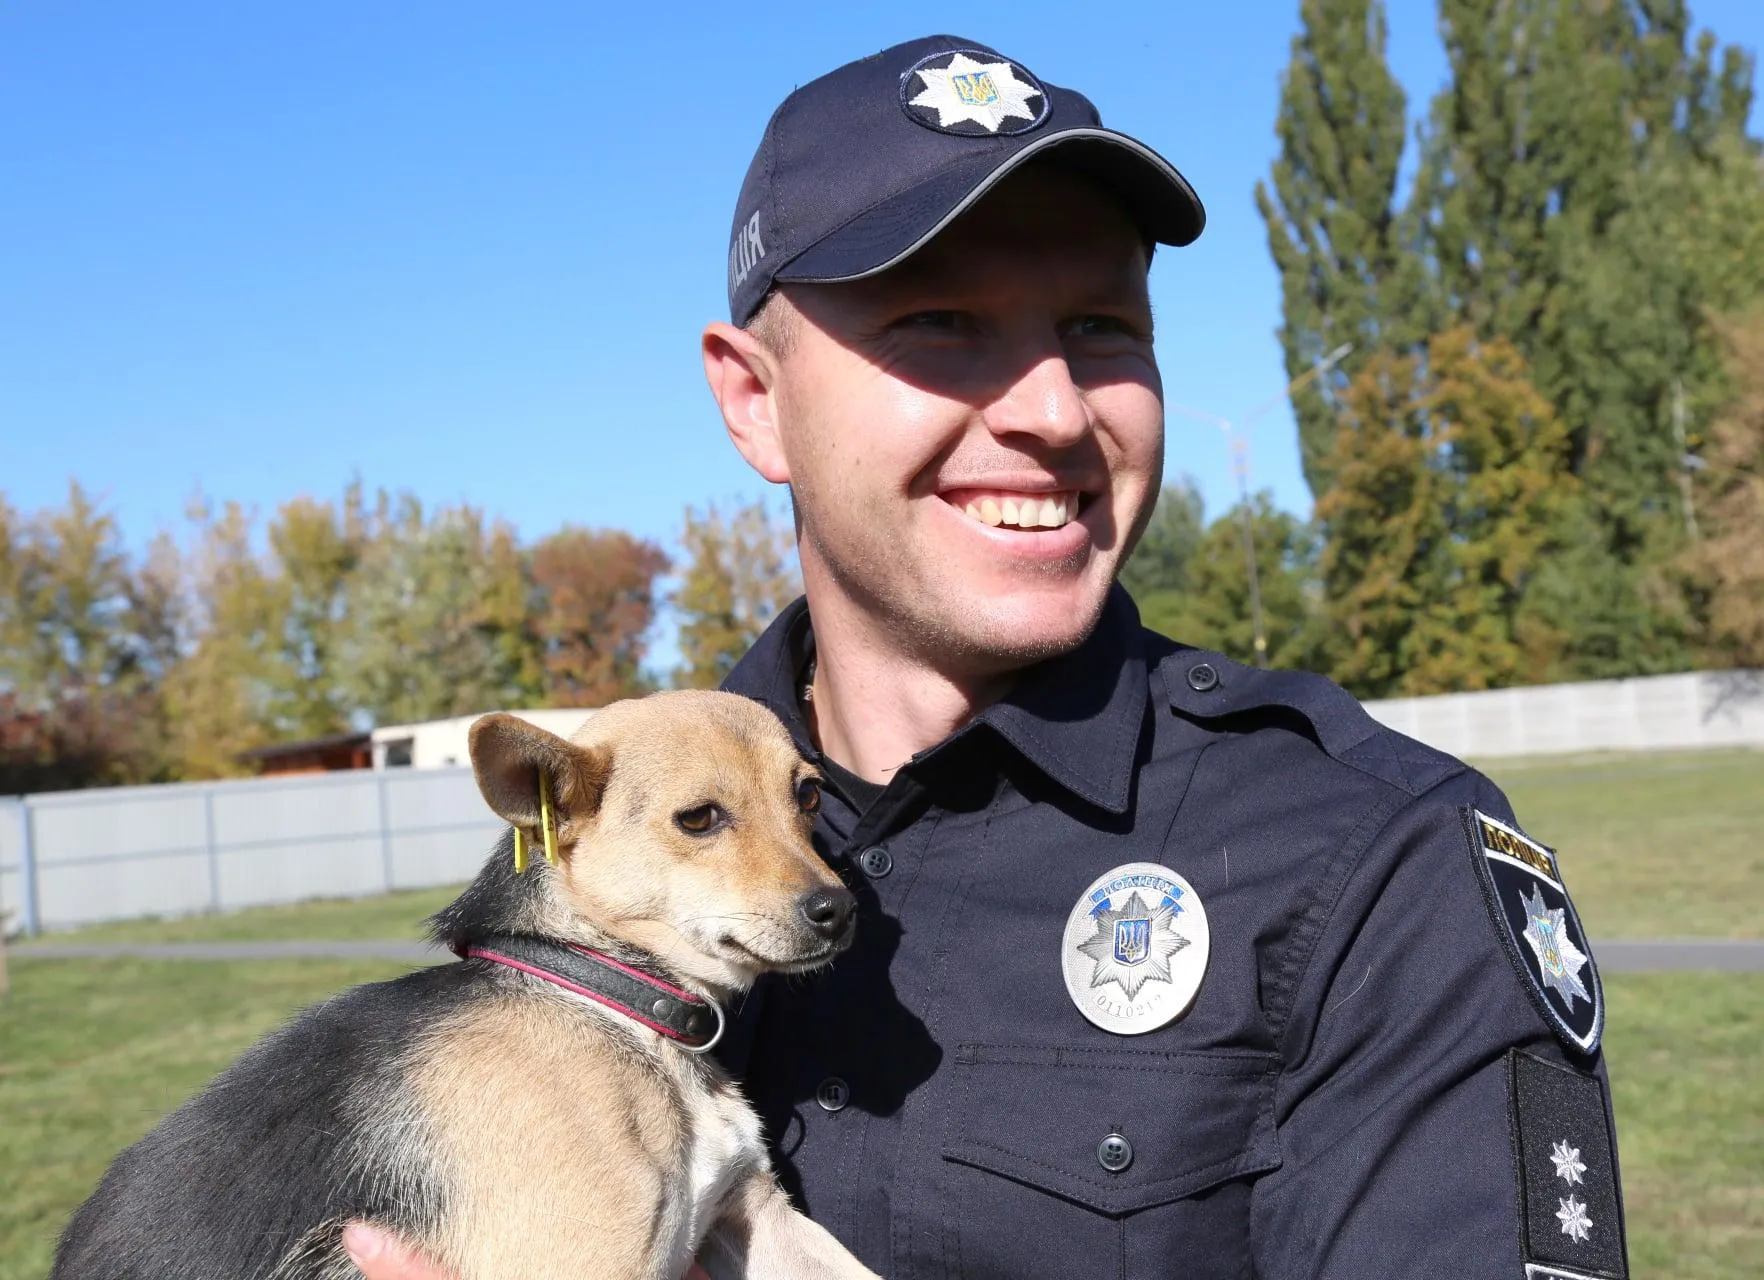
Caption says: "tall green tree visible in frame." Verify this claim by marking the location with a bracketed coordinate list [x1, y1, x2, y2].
[263, 490, 365, 740]
[160, 498, 284, 779]
[1119, 479, 1206, 607]
[1414, 0, 1757, 674]
[342, 495, 545, 726]
[1255, 0, 1421, 493]
[1318, 328, 1575, 696]
[674, 500, 800, 690]
[1140, 495, 1322, 670]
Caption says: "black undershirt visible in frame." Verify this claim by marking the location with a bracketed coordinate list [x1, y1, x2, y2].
[817, 752, 887, 816]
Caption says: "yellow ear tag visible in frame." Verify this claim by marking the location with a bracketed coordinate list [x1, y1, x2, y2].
[512, 825, 529, 875]
[539, 771, 561, 867]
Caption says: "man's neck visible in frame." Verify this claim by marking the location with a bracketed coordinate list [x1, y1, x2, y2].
[802, 594, 1016, 787]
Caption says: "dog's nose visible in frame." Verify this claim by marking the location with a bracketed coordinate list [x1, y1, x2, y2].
[799, 886, 856, 940]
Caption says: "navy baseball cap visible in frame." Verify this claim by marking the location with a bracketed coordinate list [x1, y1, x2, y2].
[726, 34, 1205, 324]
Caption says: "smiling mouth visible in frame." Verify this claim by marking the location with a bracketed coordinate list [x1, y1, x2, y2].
[944, 489, 1084, 531]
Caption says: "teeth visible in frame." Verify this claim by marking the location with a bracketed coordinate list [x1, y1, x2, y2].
[958, 492, 1077, 530]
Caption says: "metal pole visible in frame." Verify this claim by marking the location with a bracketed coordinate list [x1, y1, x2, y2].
[1231, 438, 1269, 667]
[204, 788, 222, 913]
[18, 801, 40, 937]
[377, 774, 395, 893]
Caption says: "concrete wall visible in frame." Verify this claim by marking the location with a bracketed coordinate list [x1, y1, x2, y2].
[0, 767, 496, 935]
[4, 671, 1758, 936]
[1363, 669, 1764, 760]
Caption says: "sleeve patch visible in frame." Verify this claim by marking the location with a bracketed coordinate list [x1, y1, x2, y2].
[1465, 808, 1604, 1054]
[1508, 1049, 1628, 1279]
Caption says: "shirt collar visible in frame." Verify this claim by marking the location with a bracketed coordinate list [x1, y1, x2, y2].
[722, 587, 1148, 815]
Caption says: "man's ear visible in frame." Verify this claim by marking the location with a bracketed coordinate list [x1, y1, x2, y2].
[467, 713, 609, 836]
[702, 321, 791, 485]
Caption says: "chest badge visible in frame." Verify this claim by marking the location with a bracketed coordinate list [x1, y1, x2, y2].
[1061, 862, 1210, 1035]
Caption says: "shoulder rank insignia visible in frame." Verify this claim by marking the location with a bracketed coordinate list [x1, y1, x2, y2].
[1466, 809, 1604, 1055]
[1508, 1049, 1629, 1277]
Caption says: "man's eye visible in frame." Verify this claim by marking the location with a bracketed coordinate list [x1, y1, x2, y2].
[1068, 314, 1136, 338]
[894, 310, 966, 332]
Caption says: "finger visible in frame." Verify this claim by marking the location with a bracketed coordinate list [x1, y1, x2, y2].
[342, 1223, 455, 1280]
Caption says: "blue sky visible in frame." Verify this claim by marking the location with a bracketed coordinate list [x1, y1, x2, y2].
[3, 0, 1759, 563]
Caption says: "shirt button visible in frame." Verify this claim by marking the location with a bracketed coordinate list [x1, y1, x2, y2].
[858, 844, 893, 878]
[1186, 662, 1220, 692]
[816, 1077, 850, 1112]
[1097, 1131, 1133, 1173]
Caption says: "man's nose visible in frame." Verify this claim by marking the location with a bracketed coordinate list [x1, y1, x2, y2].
[983, 350, 1092, 448]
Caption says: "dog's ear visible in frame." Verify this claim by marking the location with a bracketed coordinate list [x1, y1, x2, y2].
[468, 713, 610, 834]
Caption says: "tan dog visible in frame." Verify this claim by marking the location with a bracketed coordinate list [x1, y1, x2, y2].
[52, 691, 880, 1280]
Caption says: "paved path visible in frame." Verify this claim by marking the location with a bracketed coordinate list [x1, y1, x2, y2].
[12, 938, 1764, 971]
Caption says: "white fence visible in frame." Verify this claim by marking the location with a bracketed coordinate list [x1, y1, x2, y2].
[3, 670, 1760, 937]
[1363, 668, 1764, 760]
[0, 767, 497, 936]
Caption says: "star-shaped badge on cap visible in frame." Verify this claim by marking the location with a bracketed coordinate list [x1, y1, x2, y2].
[907, 53, 1044, 134]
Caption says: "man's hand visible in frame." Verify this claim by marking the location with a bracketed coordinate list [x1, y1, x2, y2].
[340, 1222, 714, 1279]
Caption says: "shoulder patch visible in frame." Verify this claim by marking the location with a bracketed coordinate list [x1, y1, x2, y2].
[1466, 809, 1604, 1055]
[1508, 1049, 1628, 1278]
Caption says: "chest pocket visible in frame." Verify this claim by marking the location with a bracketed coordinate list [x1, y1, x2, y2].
[933, 1044, 1280, 1280]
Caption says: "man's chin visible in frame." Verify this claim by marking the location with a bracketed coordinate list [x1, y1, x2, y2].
[924, 581, 1113, 669]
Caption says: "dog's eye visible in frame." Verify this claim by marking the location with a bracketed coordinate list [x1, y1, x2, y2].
[796, 777, 822, 814]
[674, 803, 726, 836]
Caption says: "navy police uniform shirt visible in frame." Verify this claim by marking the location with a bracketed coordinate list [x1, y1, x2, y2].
[719, 588, 1628, 1279]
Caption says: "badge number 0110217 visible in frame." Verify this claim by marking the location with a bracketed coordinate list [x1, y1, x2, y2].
[1061, 862, 1210, 1035]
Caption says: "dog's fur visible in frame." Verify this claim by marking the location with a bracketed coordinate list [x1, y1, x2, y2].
[52, 691, 878, 1280]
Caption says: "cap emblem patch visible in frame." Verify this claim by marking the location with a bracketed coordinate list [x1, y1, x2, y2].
[901, 50, 1048, 136]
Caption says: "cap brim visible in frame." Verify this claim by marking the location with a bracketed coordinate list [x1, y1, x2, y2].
[774, 127, 1204, 287]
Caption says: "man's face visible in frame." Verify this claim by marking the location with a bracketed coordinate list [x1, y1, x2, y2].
[742, 166, 1164, 674]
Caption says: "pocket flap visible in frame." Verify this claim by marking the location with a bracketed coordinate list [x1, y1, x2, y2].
[941, 1044, 1281, 1215]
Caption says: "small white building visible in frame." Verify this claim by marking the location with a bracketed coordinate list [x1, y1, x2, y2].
[370, 708, 597, 771]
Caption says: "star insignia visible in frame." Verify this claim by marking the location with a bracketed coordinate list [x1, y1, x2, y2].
[1550, 1138, 1587, 1185]
[1555, 1194, 1593, 1243]
[1519, 884, 1591, 1007]
[1075, 891, 1189, 1000]
[908, 54, 1043, 133]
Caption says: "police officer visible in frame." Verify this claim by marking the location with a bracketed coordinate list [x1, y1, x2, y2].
[350, 34, 1627, 1280]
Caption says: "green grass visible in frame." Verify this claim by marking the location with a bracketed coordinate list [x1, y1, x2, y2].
[0, 958, 410, 1280]
[14, 883, 463, 947]
[0, 960, 1756, 1279]
[1477, 748, 1764, 939]
[1604, 972, 1763, 1278]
